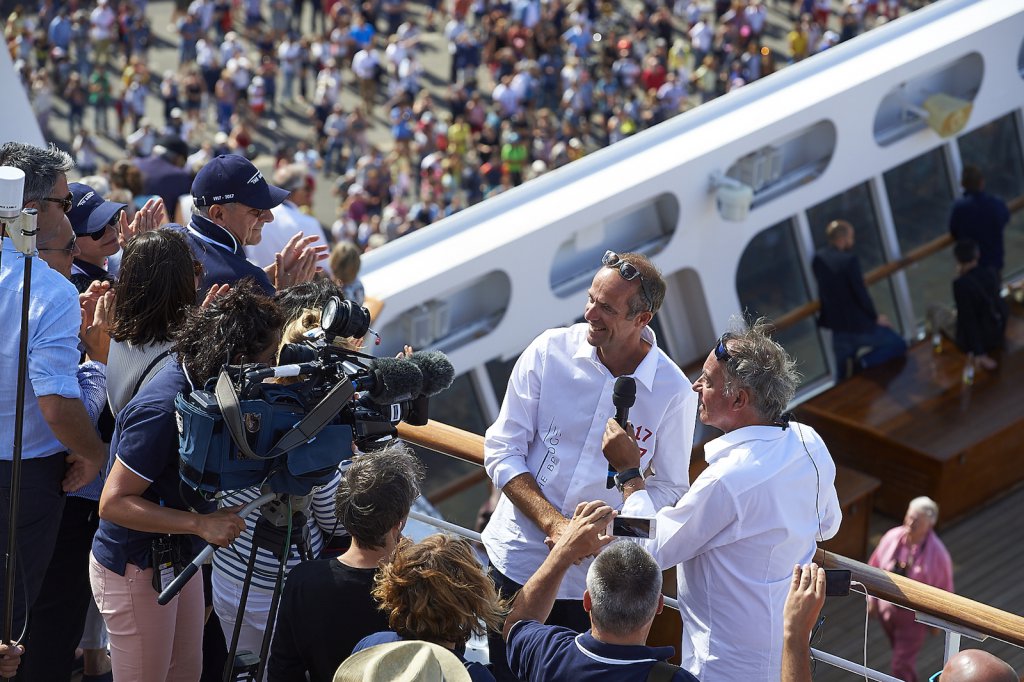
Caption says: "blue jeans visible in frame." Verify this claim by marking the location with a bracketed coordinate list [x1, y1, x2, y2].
[832, 325, 907, 381]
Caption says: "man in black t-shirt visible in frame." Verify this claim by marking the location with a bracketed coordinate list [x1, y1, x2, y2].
[268, 443, 424, 682]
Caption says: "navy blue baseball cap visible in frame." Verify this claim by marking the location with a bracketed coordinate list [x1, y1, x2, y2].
[191, 154, 290, 210]
[67, 182, 127, 237]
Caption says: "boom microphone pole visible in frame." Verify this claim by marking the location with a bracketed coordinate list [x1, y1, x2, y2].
[0, 166, 36, 646]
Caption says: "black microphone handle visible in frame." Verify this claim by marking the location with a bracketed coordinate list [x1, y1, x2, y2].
[607, 405, 631, 489]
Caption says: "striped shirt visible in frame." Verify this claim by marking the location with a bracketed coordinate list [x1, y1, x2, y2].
[212, 465, 348, 592]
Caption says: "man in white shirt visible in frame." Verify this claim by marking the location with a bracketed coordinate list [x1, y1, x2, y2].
[482, 251, 696, 682]
[352, 46, 381, 110]
[244, 163, 329, 269]
[603, 319, 843, 682]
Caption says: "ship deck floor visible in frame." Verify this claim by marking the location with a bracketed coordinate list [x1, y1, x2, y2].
[814, 482, 1024, 681]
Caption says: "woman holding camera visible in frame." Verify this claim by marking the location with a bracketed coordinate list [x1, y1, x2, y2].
[90, 280, 286, 682]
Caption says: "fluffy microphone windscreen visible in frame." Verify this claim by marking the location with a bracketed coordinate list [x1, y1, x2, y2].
[407, 351, 455, 397]
[366, 357, 424, 404]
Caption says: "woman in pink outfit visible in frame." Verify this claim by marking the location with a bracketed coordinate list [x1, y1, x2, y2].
[868, 497, 954, 682]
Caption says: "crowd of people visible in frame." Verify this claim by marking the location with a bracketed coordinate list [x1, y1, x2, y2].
[0, 131, 1017, 682]
[8, 0, 933, 256]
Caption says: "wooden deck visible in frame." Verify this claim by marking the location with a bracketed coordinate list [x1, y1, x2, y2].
[813, 482, 1024, 681]
[797, 303, 1024, 526]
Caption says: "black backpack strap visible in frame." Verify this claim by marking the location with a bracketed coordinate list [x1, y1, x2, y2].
[131, 349, 172, 398]
[646, 660, 683, 682]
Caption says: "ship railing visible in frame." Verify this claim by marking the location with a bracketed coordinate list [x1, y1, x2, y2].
[395, 420, 1024, 681]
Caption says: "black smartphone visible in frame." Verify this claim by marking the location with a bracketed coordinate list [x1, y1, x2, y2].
[825, 569, 852, 597]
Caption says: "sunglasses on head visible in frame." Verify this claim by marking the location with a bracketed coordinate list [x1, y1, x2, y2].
[601, 250, 654, 312]
[714, 334, 733, 363]
[40, 192, 73, 214]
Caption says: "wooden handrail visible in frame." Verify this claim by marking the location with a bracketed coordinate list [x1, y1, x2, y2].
[772, 194, 1024, 334]
[396, 420, 485, 467]
[397, 419, 1024, 649]
[816, 549, 1024, 648]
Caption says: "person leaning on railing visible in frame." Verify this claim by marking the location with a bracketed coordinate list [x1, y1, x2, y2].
[602, 319, 843, 682]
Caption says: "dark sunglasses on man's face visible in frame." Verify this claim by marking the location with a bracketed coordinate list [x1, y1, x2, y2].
[601, 250, 654, 312]
[40, 192, 73, 214]
[86, 214, 122, 241]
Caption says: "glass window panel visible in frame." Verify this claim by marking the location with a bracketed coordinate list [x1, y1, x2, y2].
[486, 354, 520, 404]
[957, 113, 1024, 277]
[884, 148, 956, 323]
[807, 182, 888, 270]
[806, 182, 905, 337]
[956, 114, 1024, 202]
[735, 219, 828, 385]
[411, 373, 489, 527]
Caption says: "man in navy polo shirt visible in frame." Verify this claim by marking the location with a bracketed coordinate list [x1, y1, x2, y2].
[186, 154, 325, 296]
[503, 501, 697, 682]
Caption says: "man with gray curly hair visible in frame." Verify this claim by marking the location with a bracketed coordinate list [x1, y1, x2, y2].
[269, 442, 424, 682]
[602, 318, 843, 682]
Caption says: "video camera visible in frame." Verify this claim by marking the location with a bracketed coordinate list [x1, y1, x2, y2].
[174, 296, 454, 498]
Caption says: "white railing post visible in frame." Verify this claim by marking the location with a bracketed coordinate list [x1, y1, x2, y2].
[915, 612, 987, 664]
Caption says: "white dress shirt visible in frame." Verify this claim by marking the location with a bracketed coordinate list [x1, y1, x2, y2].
[244, 201, 329, 270]
[482, 323, 696, 600]
[622, 421, 843, 682]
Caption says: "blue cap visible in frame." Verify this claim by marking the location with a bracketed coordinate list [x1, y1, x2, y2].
[191, 155, 290, 210]
[67, 182, 127, 237]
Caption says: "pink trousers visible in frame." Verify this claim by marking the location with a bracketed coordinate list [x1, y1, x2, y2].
[880, 603, 928, 682]
[89, 552, 205, 682]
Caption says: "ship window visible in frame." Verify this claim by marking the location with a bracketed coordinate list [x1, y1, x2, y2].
[735, 219, 828, 385]
[957, 113, 1024, 278]
[873, 53, 983, 147]
[376, 270, 511, 357]
[806, 182, 903, 335]
[550, 193, 678, 298]
[486, 353, 521, 404]
[721, 120, 836, 215]
[412, 373, 491, 528]
[883, 148, 955, 324]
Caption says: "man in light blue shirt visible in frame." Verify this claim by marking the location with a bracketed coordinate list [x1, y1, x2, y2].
[0, 142, 107, 656]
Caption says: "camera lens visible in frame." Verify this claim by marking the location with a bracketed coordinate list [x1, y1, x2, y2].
[278, 342, 318, 365]
[321, 296, 371, 339]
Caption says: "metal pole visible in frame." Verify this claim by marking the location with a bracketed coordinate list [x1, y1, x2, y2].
[3, 250, 31, 644]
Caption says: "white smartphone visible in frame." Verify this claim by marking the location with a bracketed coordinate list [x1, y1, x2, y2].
[611, 516, 657, 539]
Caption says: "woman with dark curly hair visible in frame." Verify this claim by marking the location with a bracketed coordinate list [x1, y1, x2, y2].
[90, 279, 285, 682]
[350, 534, 506, 682]
[105, 228, 200, 415]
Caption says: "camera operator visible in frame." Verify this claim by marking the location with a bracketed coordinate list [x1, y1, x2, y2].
[0, 142, 107, 665]
[211, 279, 356, 676]
[89, 279, 285, 682]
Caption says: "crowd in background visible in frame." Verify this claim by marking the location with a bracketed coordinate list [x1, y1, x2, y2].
[7, 0, 932, 255]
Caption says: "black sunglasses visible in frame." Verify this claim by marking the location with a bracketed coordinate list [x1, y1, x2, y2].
[40, 192, 74, 214]
[86, 214, 122, 241]
[38, 234, 77, 254]
[601, 250, 654, 312]
[714, 334, 733, 363]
